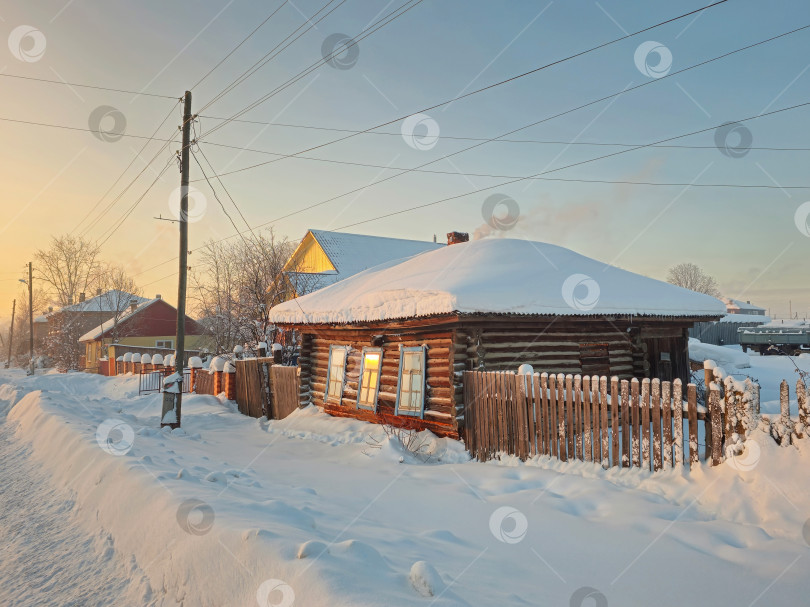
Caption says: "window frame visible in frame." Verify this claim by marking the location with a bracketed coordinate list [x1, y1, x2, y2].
[156, 339, 174, 349]
[356, 347, 383, 411]
[395, 346, 427, 418]
[325, 345, 349, 404]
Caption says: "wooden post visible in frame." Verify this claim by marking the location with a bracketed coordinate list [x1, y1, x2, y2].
[611, 377, 620, 468]
[651, 378, 662, 472]
[540, 373, 549, 456]
[687, 383, 699, 467]
[574, 375, 583, 461]
[631, 378, 640, 468]
[662, 380, 673, 469]
[673, 379, 683, 467]
[583, 375, 592, 462]
[566, 374, 575, 460]
[621, 379, 630, 468]
[599, 376, 608, 468]
[797, 380, 808, 439]
[591, 375, 600, 463]
[780, 379, 792, 447]
[532, 373, 541, 457]
[641, 378, 651, 471]
[709, 388, 723, 465]
[5, 299, 15, 369]
[557, 373, 567, 462]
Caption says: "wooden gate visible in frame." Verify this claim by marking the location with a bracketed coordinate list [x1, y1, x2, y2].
[234, 359, 300, 420]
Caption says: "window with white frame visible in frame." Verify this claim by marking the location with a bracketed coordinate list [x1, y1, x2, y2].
[357, 348, 382, 410]
[396, 347, 426, 417]
[326, 346, 348, 402]
[156, 340, 173, 349]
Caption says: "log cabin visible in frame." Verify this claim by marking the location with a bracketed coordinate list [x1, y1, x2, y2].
[268, 234, 725, 439]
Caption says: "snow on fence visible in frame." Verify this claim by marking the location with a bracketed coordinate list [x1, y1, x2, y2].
[463, 371, 703, 469]
[463, 366, 808, 469]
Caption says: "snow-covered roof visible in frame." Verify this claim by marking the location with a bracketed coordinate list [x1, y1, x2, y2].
[79, 298, 160, 342]
[718, 313, 770, 324]
[722, 297, 766, 314]
[269, 238, 726, 324]
[285, 229, 444, 291]
[57, 290, 149, 314]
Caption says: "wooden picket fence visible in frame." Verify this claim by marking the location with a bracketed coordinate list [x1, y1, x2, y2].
[463, 371, 712, 470]
[234, 358, 300, 420]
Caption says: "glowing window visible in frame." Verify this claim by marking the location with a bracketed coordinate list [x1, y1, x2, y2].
[396, 347, 426, 417]
[357, 348, 382, 410]
[326, 346, 348, 402]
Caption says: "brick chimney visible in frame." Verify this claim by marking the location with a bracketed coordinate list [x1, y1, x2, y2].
[79, 292, 86, 302]
[447, 231, 469, 245]
[129, 298, 139, 313]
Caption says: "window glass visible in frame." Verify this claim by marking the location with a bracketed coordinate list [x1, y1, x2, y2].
[397, 348, 425, 415]
[327, 346, 347, 401]
[358, 349, 381, 409]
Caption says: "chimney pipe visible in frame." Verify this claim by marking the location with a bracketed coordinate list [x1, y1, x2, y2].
[97, 288, 102, 296]
[129, 298, 138, 313]
[155, 294, 161, 299]
[447, 231, 469, 245]
[79, 292, 86, 303]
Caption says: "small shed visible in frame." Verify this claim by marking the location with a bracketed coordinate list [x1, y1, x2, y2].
[268, 237, 724, 438]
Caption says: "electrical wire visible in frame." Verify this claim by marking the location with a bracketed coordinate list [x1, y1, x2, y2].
[0, 72, 178, 98]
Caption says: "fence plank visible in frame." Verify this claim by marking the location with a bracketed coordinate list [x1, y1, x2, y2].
[662, 380, 673, 469]
[620, 379, 630, 468]
[515, 373, 527, 459]
[641, 378, 651, 471]
[599, 376, 610, 468]
[710, 388, 723, 465]
[524, 374, 536, 457]
[557, 374, 567, 462]
[673, 379, 684, 467]
[539, 373, 549, 456]
[611, 376, 620, 468]
[574, 375, 583, 461]
[592, 375, 601, 464]
[583, 375, 592, 463]
[631, 378, 640, 468]
[566, 374, 575, 460]
[652, 379, 663, 472]
[798, 380, 809, 440]
[548, 374, 558, 458]
[688, 383, 699, 467]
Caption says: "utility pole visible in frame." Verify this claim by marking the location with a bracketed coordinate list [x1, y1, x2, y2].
[5, 300, 15, 369]
[28, 262, 34, 374]
[162, 90, 191, 429]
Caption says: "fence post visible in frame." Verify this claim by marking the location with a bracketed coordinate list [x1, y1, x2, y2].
[620, 379, 630, 468]
[631, 378, 640, 468]
[687, 383, 699, 468]
[798, 380, 808, 439]
[779, 380, 792, 447]
[611, 376, 620, 468]
[709, 388, 723, 466]
[673, 379, 683, 467]
[224, 361, 236, 401]
[641, 378, 651, 471]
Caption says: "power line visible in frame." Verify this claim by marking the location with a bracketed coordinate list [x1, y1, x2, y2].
[0, 115, 177, 142]
[200, 0, 425, 134]
[191, 0, 291, 90]
[193, 143, 257, 237]
[193, 23, 809, 226]
[198, 0, 346, 113]
[72, 100, 181, 235]
[195, 142, 810, 189]
[199, 1, 730, 153]
[198, 115, 810, 151]
[333, 100, 810, 231]
[0, 72, 178, 99]
[191, 147, 253, 242]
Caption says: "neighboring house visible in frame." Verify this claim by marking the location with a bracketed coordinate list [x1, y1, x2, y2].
[277, 228, 445, 297]
[33, 313, 49, 350]
[722, 297, 767, 316]
[79, 296, 211, 371]
[45, 290, 149, 367]
[269, 236, 724, 438]
[689, 297, 770, 346]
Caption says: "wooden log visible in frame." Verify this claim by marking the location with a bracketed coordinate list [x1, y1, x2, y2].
[548, 373, 557, 458]
[611, 376, 620, 468]
[557, 373, 567, 462]
[672, 379, 683, 467]
[620, 379, 630, 468]
[688, 384, 699, 467]
[641, 378, 651, 471]
[662, 381, 673, 469]
[600, 376, 609, 468]
[583, 375, 592, 463]
[798, 380, 808, 439]
[566, 374, 575, 460]
[651, 379, 662, 472]
[709, 388, 723, 465]
[591, 375, 601, 463]
[540, 373, 550, 456]
[574, 375, 583, 461]
[780, 379, 791, 447]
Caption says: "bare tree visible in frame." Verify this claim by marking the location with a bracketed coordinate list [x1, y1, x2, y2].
[35, 234, 102, 306]
[95, 263, 143, 346]
[667, 263, 722, 297]
[10, 287, 49, 364]
[190, 230, 296, 353]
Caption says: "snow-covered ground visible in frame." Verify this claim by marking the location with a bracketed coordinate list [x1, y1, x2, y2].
[1, 367, 810, 606]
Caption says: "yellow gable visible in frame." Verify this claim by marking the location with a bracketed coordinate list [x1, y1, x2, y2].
[282, 231, 336, 274]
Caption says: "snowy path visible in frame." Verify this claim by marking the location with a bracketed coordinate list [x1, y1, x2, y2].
[0, 384, 151, 607]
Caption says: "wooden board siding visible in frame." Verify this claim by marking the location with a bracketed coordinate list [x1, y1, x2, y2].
[302, 327, 459, 438]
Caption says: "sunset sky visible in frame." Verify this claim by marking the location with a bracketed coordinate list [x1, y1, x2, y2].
[1, 0, 809, 321]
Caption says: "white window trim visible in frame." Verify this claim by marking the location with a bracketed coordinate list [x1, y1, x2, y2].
[395, 346, 426, 418]
[356, 347, 382, 411]
[325, 345, 349, 404]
